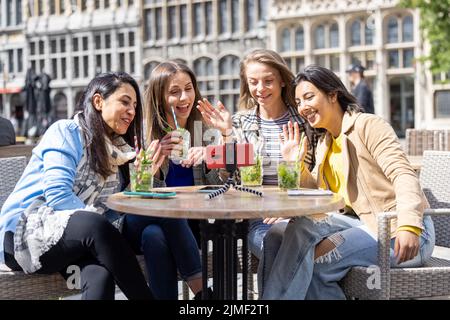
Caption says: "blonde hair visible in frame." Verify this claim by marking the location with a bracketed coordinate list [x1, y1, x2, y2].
[143, 61, 203, 144]
[238, 49, 296, 111]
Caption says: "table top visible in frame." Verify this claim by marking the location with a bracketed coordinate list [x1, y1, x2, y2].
[106, 186, 345, 220]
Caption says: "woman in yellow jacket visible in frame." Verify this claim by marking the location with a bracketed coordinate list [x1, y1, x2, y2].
[259, 65, 435, 299]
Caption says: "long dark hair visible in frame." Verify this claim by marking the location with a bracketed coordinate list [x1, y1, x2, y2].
[76, 72, 143, 179]
[293, 65, 362, 114]
[143, 61, 203, 144]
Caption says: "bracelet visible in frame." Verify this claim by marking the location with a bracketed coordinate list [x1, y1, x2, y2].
[222, 132, 232, 137]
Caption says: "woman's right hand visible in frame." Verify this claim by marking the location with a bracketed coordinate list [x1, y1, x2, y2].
[280, 121, 308, 162]
[145, 140, 166, 176]
[160, 130, 184, 158]
[197, 98, 233, 135]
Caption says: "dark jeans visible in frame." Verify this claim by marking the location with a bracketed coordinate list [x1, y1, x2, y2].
[122, 214, 202, 300]
[4, 211, 154, 300]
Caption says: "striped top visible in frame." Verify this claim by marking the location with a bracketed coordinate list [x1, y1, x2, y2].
[231, 106, 318, 187]
[257, 112, 291, 185]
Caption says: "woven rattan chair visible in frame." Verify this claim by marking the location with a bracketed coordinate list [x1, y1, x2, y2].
[0, 156, 75, 299]
[340, 150, 450, 299]
[0, 156, 26, 208]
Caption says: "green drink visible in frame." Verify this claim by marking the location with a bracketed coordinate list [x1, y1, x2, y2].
[240, 155, 263, 186]
[277, 160, 300, 190]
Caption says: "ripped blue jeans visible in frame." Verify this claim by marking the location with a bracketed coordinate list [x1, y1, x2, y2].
[258, 213, 435, 300]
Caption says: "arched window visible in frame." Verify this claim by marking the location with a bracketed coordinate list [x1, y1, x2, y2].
[330, 23, 339, 48]
[219, 55, 240, 112]
[365, 21, 374, 45]
[74, 91, 84, 113]
[281, 28, 291, 52]
[194, 57, 215, 99]
[402, 15, 413, 42]
[53, 92, 68, 120]
[219, 55, 239, 75]
[387, 17, 398, 43]
[295, 27, 304, 51]
[314, 24, 325, 49]
[144, 61, 160, 80]
[350, 20, 361, 46]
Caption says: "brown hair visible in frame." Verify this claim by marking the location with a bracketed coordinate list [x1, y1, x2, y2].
[238, 49, 296, 111]
[143, 61, 203, 144]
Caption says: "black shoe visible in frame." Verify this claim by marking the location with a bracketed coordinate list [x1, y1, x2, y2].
[194, 287, 213, 300]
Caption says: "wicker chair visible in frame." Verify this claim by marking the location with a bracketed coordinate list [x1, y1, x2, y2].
[0, 156, 26, 208]
[0, 156, 75, 299]
[340, 150, 450, 299]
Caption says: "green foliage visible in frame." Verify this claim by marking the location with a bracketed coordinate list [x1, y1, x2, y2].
[240, 155, 263, 186]
[401, 0, 450, 78]
[277, 162, 300, 190]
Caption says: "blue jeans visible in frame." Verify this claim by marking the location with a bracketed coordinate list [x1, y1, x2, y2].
[122, 215, 202, 300]
[248, 219, 272, 259]
[259, 213, 435, 300]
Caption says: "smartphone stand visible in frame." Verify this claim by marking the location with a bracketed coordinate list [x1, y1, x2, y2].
[206, 142, 263, 200]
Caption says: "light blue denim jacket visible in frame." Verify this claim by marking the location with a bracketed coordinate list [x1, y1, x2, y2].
[0, 120, 85, 264]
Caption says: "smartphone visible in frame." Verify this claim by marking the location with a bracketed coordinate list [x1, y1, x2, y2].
[197, 186, 223, 193]
[124, 191, 177, 198]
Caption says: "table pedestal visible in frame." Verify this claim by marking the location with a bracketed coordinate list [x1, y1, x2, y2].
[199, 219, 249, 300]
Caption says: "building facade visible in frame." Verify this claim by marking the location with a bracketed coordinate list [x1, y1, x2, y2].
[0, 0, 448, 137]
[0, 0, 25, 132]
[267, 0, 450, 136]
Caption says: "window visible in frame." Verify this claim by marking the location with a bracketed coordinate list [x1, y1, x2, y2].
[314, 25, 325, 49]
[144, 61, 160, 79]
[258, 0, 267, 21]
[295, 27, 304, 51]
[386, 14, 414, 43]
[29, 39, 46, 74]
[351, 20, 361, 46]
[434, 90, 450, 118]
[180, 5, 187, 38]
[117, 30, 137, 74]
[92, 31, 114, 75]
[403, 49, 414, 68]
[49, 36, 68, 79]
[388, 50, 399, 68]
[281, 28, 290, 52]
[168, 6, 177, 39]
[155, 8, 162, 40]
[365, 22, 374, 45]
[387, 17, 398, 43]
[205, 2, 213, 36]
[219, 0, 228, 34]
[219, 55, 240, 112]
[232, 0, 239, 33]
[72, 36, 90, 79]
[329, 23, 339, 48]
[402, 15, 413, 42]
[193, 3, 202, 37]
[143, 2, 163, 42]
[194, 57, 215, 101]
[144, 10, 153, 41]
[246, 0, 255, 31]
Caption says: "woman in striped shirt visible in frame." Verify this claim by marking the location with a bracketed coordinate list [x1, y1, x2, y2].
[197, 49, 319, 259]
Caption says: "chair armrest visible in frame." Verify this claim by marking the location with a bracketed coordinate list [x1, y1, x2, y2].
[377, 208, 450, 272]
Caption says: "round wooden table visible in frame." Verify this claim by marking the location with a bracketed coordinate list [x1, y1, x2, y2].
[107, 186, 344, 300]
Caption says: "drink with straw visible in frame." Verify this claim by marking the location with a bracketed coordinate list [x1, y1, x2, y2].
[130, 148, 154, 192]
